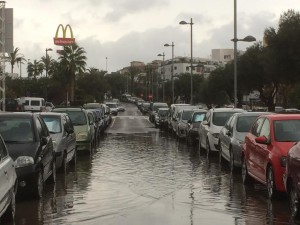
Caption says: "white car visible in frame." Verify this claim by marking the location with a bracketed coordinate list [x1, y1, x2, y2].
[198, 108, 244, 156]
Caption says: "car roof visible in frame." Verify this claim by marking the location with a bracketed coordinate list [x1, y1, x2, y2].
[53, 107, 85, 112]
[261, 114, 300, 120]
[37, 112, 67, 117]
[0, 112, 35, 118]
[210, 107, 244, 112]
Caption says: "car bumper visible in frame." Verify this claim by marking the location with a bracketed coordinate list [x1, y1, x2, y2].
[16, 164, 39, 190]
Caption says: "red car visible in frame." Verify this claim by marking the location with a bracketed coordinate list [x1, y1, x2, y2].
[242, 114, 300, 199]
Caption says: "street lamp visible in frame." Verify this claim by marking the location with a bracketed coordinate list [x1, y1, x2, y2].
[179, 18, 194, 104]
[232, 0, 256, 108]
[164, 42, 175, 104]
[158, 53, 165, 102]
[45, 48, 53, 101]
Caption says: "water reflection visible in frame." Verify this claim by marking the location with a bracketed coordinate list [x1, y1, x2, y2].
[7, 125, 300, 225]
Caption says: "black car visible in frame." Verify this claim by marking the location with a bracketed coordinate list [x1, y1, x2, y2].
[0, 112, 56, 198]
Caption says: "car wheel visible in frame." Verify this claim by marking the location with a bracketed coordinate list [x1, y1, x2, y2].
[230, 150, 235, 172]
[70, 149, 77, 168]
[2, 189, 16, 222]
[267, 166, 278, 199]
[61, 152, 67, 174]
[34, 169, 44, 198]
[206, 138, 211, 157]
[48, 158, 56, 184]
[218, 142, 223, 164]
[289, 182, 300, 218]
[242, 157, 253, 185]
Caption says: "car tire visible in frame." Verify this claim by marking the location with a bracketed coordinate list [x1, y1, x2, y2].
[289, 182, 300, 219]
[206, 137, 211, 157]
[267, 166, 278, 199]
[2, 188, 16, 222]
[61, 152, 67, 174]
[33, 169, 44, 198]
[218, 142, 223, 164]
[48, 158, 56, 184]
[70, 149, 77, 168]
[242, 157, 253, 185]
[230, 149, 235, 172]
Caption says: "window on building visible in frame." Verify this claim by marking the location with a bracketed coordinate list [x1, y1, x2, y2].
[186, 67, 189, 71]
[224, 55, 231, 60]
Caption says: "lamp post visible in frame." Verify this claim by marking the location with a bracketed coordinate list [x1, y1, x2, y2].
[164, 42, 175, 104]
[158, 53, 165, 102]
[179, 18, 194, 104]
[232, 0, 256, 108]
[45, 48, 53, 101]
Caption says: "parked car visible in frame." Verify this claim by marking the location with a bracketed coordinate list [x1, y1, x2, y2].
[103, 104, 112, 128]
[105, 102, 119, 115]
[140, 102, 151, 114]
[149, 102, 169, 123]
[154, 108, 170, 129]
[83, 102, 106, 134]
[174, 109, 200, 139]
[218, 112, 270, 171]
[168, 104, 192, 132]
[198, 108, 245, 155]
[186, 109, 207, 145]
[19, 97, 45, 112]
[0, 134, 17, 222]
[284, 141, 300, 218]
[242, 114, 300, 199]
[0, 112, 56, 198]
[52, 107, 94, 154]
[38, 112, 76, 173]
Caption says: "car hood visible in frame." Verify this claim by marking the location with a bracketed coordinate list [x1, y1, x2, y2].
[6, 142, 40, 161]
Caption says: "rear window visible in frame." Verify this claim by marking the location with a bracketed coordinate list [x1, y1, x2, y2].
[236, 116, 258, 132]
[40, 116, 62, 133]
[274, 120, 300, 142]
[31, 100, 40, 106]
[193, 113, 206, 122]
[212, 112, 237, 126]
[56, 111, 87, 126]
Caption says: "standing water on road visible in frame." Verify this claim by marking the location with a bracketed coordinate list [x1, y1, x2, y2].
[7, 104, 298, 225]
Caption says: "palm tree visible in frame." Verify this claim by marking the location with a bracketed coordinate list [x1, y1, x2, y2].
[9, 47, 26, 73]
[58, 43, 87, 101]
[27, 60, 44, 79]
[41, 55, 55, 78]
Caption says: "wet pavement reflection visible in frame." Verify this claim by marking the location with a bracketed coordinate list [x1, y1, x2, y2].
[4, 103, 300, 225]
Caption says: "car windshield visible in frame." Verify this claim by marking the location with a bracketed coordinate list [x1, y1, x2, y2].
[0, 118, 34, 142]
[274, 120, 300, 142]
[193, 113, 206, 122]
[212, 112, 237, 126]
[40, 116, 62, 133]
[182, 111, 194, 121]
[236, 116, 259, 132]
[158, 110, 169, 116]
[106, 103, 117, 108]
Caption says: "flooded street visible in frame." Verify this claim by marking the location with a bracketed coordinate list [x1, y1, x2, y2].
[6, 103, 299, 225]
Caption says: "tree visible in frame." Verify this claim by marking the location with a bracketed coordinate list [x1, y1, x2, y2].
[27, 60, 44, 79]
[58, 43, 87, 101]
[9, 47, 25, 74]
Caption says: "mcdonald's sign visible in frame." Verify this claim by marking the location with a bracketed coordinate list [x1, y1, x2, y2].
[53, 24, 75, 46]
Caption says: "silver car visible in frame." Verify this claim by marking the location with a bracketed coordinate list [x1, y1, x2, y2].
[218, 112, 270, 171]
[39, 112, 76, 173]
[0, 134, 17, 222]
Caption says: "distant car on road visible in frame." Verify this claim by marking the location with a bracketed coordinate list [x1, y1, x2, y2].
[105, 102, 119, 115]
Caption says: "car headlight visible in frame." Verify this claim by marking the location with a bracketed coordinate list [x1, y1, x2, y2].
[15, 156, 34, 168]
[280, 156, 287, 167]
[212, 133, 219, 139]
[77, 131, 88, 140]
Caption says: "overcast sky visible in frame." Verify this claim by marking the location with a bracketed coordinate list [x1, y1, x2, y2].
[7, 0, 300, 75]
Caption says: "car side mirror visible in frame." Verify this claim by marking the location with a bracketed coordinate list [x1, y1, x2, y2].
[255, 136, 269, 145]
[226, 130, 231, 136]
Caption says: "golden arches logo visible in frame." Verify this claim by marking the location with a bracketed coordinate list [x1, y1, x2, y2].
[53, 24, 75, 46]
